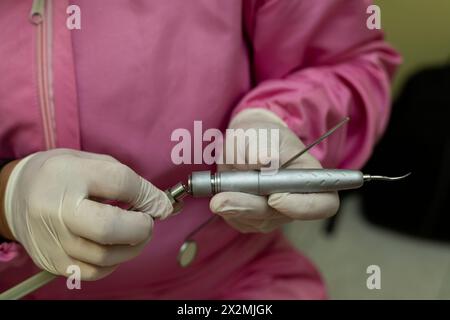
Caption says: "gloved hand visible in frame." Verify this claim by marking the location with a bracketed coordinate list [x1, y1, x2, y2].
[210, 109, 340, 233]
[4, 149, 173, 280]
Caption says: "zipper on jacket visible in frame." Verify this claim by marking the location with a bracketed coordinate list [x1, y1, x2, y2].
[30, 0, 56, 150]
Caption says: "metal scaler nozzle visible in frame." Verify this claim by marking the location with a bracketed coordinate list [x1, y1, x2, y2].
[165, 182, 188, 213]
[363, 172, 411, 182]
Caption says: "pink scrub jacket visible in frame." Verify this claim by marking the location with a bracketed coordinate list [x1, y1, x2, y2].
[0, 0, 400, 299]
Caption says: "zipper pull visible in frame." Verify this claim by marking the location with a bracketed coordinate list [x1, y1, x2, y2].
[30, 0, 45, 24]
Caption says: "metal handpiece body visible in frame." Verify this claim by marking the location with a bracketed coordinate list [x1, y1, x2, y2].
[188, 169, 365, 197]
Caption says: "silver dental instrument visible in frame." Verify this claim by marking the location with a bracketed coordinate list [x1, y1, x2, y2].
[187, 169, 411, 196]
[170, 117, 411, 267]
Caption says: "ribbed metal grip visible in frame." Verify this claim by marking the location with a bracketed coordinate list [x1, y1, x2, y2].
[189, 169, 364, 197]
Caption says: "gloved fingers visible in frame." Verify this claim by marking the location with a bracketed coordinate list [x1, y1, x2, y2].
[222, 219, 258, 233]
[43, 254, 117, 281]
[210, 192, 279, 220]
[62, 235, 149, 267]
[74, 149, 118, 163]
[223, 215, 290, 233]
[81, 159, 173, 219]
[128, 177, 174, 220]
[63, 259, 118, 281]
[268, 191, 339, 220]
[47, 148, 118, 163]
[65, 199, 154, 245]
[219, 127, 280, 171]
[80, 159, 141, 202]
[211, 192, 291, 233]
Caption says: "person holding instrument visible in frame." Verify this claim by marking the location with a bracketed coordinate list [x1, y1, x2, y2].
[0, 0, 400, 299]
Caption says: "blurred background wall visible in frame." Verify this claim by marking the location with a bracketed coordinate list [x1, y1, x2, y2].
[377, 0, 450, 94]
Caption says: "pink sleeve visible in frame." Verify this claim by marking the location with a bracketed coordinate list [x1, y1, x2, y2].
[235, 0, 402, 169]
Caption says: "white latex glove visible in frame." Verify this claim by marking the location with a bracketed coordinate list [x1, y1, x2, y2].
[210, 109, 340, 233]
[4, 149, 173, 280]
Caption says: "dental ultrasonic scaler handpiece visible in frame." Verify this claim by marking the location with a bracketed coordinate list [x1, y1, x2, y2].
[186, 169, 410, 197]
[164, 117, 411, 210]
[165, 170, 410, 208]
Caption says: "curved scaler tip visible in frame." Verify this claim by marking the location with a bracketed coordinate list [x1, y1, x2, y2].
[363, 172, 411, 182]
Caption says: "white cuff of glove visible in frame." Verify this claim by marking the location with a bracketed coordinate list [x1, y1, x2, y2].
[4, 153, 37, 240]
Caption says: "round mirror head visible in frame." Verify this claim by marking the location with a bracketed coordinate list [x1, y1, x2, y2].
[177, 240, 198, 268]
